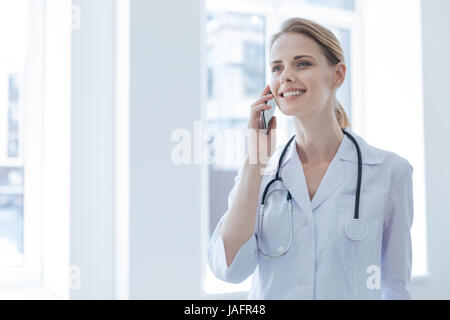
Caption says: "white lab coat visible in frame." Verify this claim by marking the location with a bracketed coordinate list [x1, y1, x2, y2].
[207, 127, 414, 300]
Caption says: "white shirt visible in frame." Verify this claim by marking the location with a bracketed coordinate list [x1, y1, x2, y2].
[207, 127, 414, 300]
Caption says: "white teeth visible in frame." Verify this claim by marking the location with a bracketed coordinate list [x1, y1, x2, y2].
[284, 90, 305, 97]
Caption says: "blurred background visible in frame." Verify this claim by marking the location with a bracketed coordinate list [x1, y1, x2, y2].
[0, 0, 448, 299]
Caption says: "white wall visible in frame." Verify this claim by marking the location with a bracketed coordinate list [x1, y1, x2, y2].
[128, 0, 206, 299]
[70, 0, 116, 299]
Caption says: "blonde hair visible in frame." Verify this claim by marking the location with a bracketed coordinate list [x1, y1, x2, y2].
[270, 17, 351, 130]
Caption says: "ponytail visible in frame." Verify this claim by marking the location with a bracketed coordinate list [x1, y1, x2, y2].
[335, 101, 351, 129]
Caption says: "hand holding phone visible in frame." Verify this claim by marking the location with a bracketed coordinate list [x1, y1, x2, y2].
[247, 85, 277, 165]
[260, 91, 277, 134]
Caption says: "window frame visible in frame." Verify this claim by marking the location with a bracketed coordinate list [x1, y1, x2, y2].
[0, 0, 45, 288]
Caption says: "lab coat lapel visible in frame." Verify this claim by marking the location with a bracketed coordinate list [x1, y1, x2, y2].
[281, 143, 314, 225]
[280, 130, 347, 223]
[284, 135, 346, 214]
[309, 139, 346, 211]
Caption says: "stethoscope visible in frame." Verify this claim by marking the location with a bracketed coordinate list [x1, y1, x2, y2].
[257, 128, 368, 259]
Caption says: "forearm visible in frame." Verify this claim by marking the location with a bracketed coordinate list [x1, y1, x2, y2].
[218, 157, 265, 267]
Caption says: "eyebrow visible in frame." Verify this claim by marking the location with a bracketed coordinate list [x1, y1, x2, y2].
[270, 55, 315, 65]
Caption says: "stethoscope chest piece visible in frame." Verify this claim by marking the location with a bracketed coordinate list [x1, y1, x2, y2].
[345, 219, 368, 241]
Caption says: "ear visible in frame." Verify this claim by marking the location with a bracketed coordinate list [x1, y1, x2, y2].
[332, 63, 346, 89]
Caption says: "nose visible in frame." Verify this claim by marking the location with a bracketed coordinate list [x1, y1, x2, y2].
[280, 67, 296, 84]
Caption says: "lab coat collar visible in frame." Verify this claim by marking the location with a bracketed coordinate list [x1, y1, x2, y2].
[277, 127, 383, 225]
[278, 127, 383, 169]
[339, 127, 383, 165]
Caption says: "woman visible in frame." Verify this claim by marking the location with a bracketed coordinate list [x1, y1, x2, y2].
[207, 17, 414, 300]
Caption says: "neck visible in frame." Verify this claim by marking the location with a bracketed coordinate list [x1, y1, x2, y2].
[293, 114, 344, 165]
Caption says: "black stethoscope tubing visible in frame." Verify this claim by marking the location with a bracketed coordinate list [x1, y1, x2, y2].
[260, 128, 362, 220]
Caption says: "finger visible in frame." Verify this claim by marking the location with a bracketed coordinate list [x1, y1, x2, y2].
[260, 84, 271, 96]
[252, 103, 272, 113]
[253, 93, 274, 107]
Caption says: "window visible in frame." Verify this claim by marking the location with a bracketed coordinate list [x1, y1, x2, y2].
[0, 0, 44, 287]
[306, 0, 355, 10]
[0, 1, 27, 269]
[242, 40, 265, 97]
[206, 11, 266, 172]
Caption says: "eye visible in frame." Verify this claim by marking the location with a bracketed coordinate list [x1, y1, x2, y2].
[271, 65, 281, 72]
[271, 61, 310, 73]
[298, 61, 310, 67]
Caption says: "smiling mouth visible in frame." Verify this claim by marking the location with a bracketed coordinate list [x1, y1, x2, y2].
[280, 90, 306, 101]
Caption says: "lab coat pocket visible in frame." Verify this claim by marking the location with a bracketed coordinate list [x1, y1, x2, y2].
[258, 188, 292, 257]
[337, 192, 386, 298]
[337, 192, 387, 248]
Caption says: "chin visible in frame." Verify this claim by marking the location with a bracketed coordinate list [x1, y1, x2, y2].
[277, 103, 306, 116]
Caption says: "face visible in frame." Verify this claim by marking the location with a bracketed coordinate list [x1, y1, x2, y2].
[269, 32, 346, 117]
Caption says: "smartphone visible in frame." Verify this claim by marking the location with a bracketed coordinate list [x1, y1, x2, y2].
[260, 91, 277, 134]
